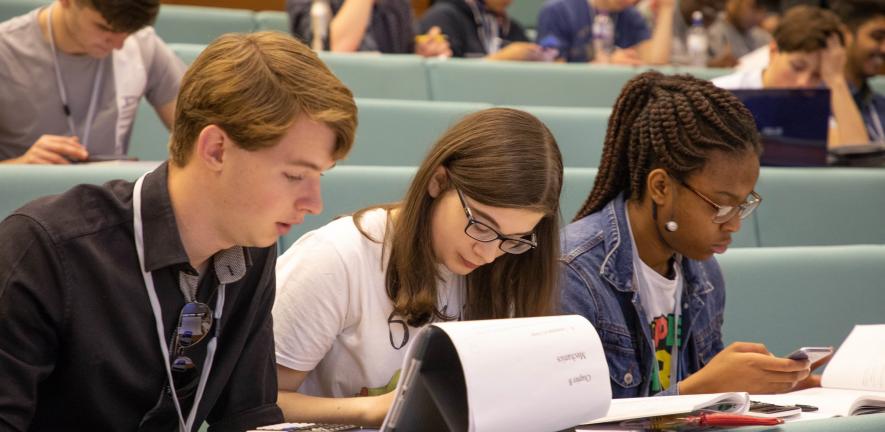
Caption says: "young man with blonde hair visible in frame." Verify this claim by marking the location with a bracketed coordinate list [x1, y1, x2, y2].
[0, 32, 357, 431]
[0, 0, 185, 164]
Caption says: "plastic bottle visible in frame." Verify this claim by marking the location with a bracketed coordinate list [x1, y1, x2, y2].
[591, 11, 615, 63]
[310, 0, 332, 52]
[686, 10, 708, 67]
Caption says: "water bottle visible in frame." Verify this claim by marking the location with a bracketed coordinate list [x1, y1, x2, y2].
[310, 0, 331, 51]
[686, 10, 708, 67]
[591, 11, 614, 63]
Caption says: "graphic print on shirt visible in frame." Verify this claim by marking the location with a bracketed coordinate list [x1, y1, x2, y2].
[649, 313, 682, 393]
[358, 369, 401, 396]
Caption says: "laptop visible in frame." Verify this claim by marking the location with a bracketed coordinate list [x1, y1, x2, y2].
[729, 88, 831, 166]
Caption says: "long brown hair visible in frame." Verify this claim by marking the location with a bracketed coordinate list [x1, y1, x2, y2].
[575, 71, 761, 220]
[356, 108, 563, 327]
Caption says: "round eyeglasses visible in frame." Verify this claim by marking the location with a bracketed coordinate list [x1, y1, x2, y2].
[679, 181, 762, 224]
[456, 188, 538, 254]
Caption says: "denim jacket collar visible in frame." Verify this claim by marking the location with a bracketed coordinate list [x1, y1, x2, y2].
[593, 194, 716, 302]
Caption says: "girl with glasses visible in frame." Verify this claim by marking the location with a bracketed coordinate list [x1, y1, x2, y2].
[273, 108, 563, 426]
[561, 71, 817, 399]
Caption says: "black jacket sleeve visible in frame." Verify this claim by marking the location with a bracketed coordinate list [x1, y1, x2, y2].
[0, 215, 67, 431]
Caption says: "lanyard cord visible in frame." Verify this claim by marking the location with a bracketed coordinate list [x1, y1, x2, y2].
[134, 173, 225, 432]
[466, 0, 500, 54]
[869, 100, 885, 143]
[46, 4, 105, 151]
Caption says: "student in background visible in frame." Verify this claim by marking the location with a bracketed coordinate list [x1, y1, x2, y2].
[537, 0, 676, 64]
[274, 108, 564, 427]
[419, 0, 552, 61]
[708, 0, 778, 60]
[286, 0, 451, 57]
[713, 5, 870, 148]
[832, 0, 885, 143]
[0, 0, 185, 164]
[0, 32, 357, 430]
[561, 72, 819, 398]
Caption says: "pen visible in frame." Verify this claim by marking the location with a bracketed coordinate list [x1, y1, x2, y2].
[415, 34, 448, 44]
[695, 413, 784, 426]
[621, 413, 784, 428]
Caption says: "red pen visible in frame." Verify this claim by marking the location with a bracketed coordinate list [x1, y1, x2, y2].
[693, 413, 784, 426]
[621, 412, 784, 428]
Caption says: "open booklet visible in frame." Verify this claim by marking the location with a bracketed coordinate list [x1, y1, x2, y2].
[379, 315, 612, 432]
[581, 392, 750, 425]
[752, 324, 885, 420]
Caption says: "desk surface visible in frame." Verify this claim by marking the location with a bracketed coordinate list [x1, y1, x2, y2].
[576, 412, 885, 431]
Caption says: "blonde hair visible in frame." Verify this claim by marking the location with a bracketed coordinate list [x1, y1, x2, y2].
[169, 32, 357, 166]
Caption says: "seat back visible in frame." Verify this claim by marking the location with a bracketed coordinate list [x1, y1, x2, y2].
[427, 59, 640, 107]
[344, 99, 490, 166]
[753, 168, 885, 246]
[0, 164, 157, 221]
[0, 0, 49, 22]
[319, 52, 431, 100]
[718, 245, 885, 356]
[153, 5, 254, 44]
[254, 10, 289, 33]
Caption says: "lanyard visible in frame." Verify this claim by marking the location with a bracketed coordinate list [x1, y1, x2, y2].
[466, 0, 501, 54]
[133, 172, 225, 432]
[46, 4, 105, 151]
[868, 100, 885, 143]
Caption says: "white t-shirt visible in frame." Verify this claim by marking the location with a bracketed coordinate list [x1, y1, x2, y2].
[625, 206, 683, 393]
[736, 45, 770, 71]
[274, 208, 466, 397]
[711, 67, 764, 90]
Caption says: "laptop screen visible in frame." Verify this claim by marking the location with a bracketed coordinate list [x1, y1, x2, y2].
[729, 88, 831, 166]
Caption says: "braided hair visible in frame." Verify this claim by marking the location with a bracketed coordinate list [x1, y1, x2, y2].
[574, 71, 761, 220]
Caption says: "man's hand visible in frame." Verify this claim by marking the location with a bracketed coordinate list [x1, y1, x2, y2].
[489, 42, 550, 61]
[820, 33, 847, 88]
[415, 26, 452, 58]
[6, 135, 88, 164]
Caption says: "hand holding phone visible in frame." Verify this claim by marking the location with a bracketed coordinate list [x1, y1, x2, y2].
[785, 346, 833, 364]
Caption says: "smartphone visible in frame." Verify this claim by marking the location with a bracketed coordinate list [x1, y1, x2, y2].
[747, 401, 802, 418]
[785, 346, 833, 363]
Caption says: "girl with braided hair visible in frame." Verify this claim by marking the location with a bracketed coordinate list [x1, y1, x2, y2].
[560, 71, 819, 398]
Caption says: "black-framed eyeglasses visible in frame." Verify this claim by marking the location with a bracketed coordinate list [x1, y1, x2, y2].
[170, 302, 213, 373]
[679, 181, 762, 224]
[455, 188, 538, 255]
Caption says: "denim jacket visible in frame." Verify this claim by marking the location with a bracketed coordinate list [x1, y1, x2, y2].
[560, 194, 726, 398]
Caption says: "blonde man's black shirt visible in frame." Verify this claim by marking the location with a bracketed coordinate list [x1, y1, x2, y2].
[0, 163, 283, 431]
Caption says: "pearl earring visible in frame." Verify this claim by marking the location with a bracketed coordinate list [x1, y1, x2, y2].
[665, 221, 679, 232]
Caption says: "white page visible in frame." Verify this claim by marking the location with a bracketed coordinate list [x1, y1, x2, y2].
[752, 387, 885, 420]
[584, 392, 749, 424]
[434, 315, 611, 432]
[821, 324, 885, 392]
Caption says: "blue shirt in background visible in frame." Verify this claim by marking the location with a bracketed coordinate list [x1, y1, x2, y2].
[537, 0, 651, 63]
[853, 82, 885, 143]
